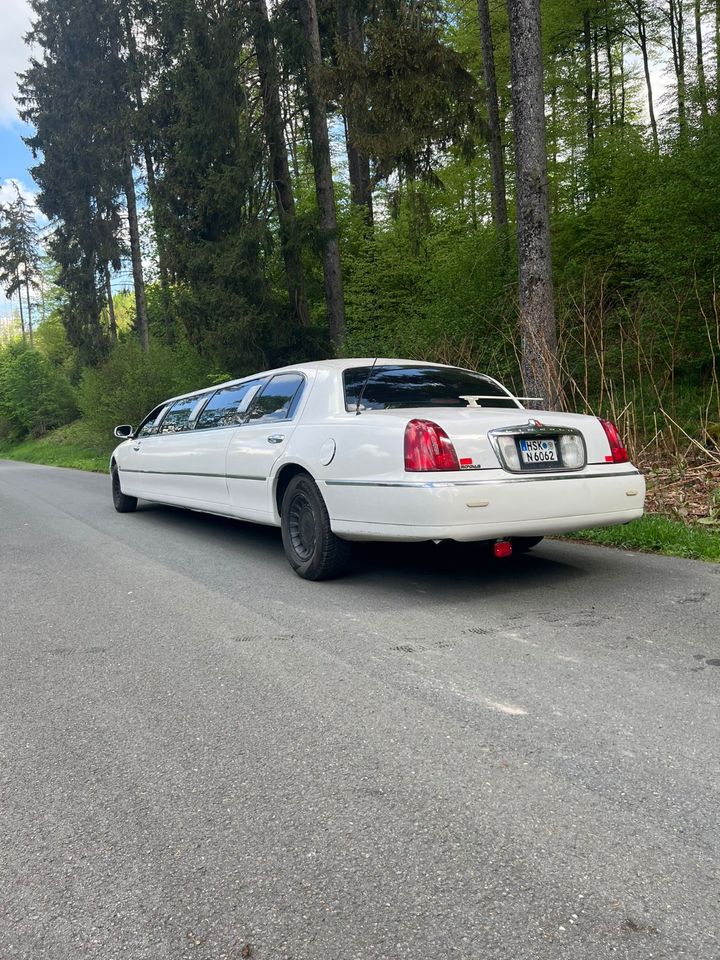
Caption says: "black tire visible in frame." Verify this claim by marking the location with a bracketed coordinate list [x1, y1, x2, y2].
[111, 464, 137, 513]
[512, 536, 544, 553]
[280, 473, 352, 580]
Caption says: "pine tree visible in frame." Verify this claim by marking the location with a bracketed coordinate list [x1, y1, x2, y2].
[19, 0, 129, 363]
[0, 186, 41, 347]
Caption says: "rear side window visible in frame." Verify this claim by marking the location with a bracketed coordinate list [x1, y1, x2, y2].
[245, 374, 304, 424]
[196, 381, 263, 430]
[343, 366, 519, 411]
[160, 396, 202, 433]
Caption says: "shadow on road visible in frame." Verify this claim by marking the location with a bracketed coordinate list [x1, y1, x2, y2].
[135, 501, 588, 598]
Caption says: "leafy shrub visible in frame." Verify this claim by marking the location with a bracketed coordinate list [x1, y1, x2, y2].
[77, 338, 217, 438]
[0, 343, 78, 438]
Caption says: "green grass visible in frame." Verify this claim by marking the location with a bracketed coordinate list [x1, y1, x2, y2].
[568, 515, 720, 563]
[0, 421, 114, 473]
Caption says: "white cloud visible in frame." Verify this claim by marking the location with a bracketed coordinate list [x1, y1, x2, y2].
[0, 175, 37, 207]
[0, 0, 33, 126]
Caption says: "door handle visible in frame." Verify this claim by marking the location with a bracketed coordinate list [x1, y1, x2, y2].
[132, 442, 141, 451]
[267, 434, 285, 444]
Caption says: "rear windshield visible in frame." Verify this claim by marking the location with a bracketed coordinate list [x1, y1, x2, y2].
[343, 365, 520, 411]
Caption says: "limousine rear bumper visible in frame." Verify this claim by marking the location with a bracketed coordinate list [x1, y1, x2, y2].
[322, 468, 645, 542]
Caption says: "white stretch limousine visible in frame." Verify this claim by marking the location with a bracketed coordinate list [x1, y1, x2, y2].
[111, 359, 645, 579]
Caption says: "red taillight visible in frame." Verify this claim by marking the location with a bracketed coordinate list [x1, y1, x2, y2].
[404, 419, 460, 471]
[598, 418, 629, 463]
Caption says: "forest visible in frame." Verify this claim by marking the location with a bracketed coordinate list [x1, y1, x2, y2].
[0, 0, 719, 530]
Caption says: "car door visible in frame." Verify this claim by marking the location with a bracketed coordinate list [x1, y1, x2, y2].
[163, 380, 265, 506]
[117, 402, 172, 498]
[131, 395, 207, 502]
[225, 373, 307, 521]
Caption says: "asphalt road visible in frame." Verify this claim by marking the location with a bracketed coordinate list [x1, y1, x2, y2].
[0, 459, 718, 960]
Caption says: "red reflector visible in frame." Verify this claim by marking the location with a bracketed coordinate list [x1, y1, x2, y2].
[598, 418, 629, 463]
[493, 540, 513, 559]
[404, 419, 460, 472]
[459, 457, 473, 466]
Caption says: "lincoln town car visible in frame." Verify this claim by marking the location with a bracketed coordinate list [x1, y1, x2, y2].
[111, 359, 645, 579]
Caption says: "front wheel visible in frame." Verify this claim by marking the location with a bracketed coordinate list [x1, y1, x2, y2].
[111, 465, 137, 513]
[280, 474, 352, 580]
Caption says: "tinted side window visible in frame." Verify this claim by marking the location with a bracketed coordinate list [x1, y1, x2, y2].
[245, 374, 304, 424]
[160, 396, 202, 433]
[137, 404, 170, 438]
[196, 381, 263, 430]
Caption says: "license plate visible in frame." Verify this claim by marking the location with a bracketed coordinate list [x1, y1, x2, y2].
[519, 437, 558, 464]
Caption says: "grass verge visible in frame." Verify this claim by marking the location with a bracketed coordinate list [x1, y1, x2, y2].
[0, 421, 113, 473]
[568, 515, 720, 563]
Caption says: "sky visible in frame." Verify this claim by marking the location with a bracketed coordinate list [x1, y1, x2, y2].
[0, 0, 36, 319]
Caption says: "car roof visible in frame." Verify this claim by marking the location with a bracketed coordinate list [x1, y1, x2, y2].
[162, 358, 453, 405]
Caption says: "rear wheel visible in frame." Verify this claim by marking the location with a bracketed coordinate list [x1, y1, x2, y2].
[280, 473, 352, 580]
[111, 464, 137, 513]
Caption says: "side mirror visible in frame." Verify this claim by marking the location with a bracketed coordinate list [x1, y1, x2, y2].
[114, 424, 134, 439]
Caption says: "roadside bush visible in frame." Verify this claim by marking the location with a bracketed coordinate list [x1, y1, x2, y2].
[77, 338, 217, 438]
[0, 344, 78, 439]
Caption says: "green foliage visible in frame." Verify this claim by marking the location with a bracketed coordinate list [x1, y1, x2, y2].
[147, 0, 284, 368]
[19, 0, 131, 364]
[77, 338, 217, 437]
[569, 516, 720, 563]
[34, 312, 80, 378]
[0, 343, 78, 438]
[332, 9, 479, 182]
[342, 202, 514, 370]
[0, 420, 114, 472]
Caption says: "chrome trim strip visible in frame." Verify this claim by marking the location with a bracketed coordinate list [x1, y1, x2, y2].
[120, 468, 266, 481]
[325, 470, 640, 489]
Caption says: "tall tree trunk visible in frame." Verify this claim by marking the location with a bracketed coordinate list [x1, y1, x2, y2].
[620, 35, 627, 125]
[636, 3, 659, 150]
[300, 0, 346, 349]
[593, 25, 601, 116]
[15, 275, 26, 343]
[283, 85, 301, 180]
[477, 0, 508, 230]
[124, 154, 149, 353]
[583, 9, 595, 147]
[24, 274, 34, 347]
[507, 0, 562, 409]
[694, 0, 708, 119]
[249, 0, 310, 326]
[668, 0, 687, 136]
[103, 263, 118, 343]
[550, 70, 559, 215]
[605, 12, 615, 126]
[121, 6, 174, 343]
[339, 1, 374, 225]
